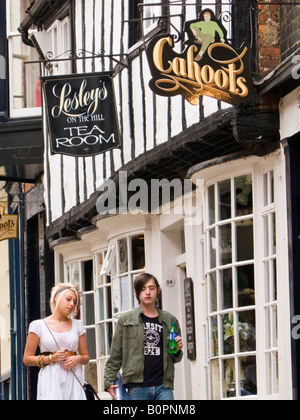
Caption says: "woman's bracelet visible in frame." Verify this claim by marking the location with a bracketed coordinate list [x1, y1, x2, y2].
[37, 355, 45, 368]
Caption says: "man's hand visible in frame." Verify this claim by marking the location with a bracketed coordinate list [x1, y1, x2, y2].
[106, 385, 119, 400]
[176, 336, 183, 352]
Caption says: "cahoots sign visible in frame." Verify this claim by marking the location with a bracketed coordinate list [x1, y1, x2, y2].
[41, 72, 121, 157]
[147, 9, 252, 106]
[0, 206, 19, 242]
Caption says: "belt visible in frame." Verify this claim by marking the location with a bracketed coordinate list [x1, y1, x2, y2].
[42, 351, 76, 358]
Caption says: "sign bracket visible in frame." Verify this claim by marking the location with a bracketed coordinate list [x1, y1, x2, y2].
[24, 49, 129, 70]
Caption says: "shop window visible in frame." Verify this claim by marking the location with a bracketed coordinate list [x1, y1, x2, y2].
[7, 0, 41, 118]
[207, 174, 257, 399]
[96, 234, 145, 394]
[67, 234, 145, 396]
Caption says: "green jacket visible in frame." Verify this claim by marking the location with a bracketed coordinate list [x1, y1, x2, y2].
[104, 307, 183, 391]
[190, 21, 224, 39]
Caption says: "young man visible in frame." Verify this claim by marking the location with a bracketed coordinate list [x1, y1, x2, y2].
[104, 273, 183, 401]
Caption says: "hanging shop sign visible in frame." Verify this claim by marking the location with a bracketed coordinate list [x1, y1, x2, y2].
[0, 206, 19, 242]
[41, 72, 121, 157]
[147, 9, 253, 106]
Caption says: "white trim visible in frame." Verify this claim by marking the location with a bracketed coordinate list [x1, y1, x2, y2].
[190, 151, 292, 400]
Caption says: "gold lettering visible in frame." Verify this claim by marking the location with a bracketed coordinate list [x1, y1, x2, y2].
[153, 37, 173, 74]
[149, 36, 250, 104]
[236, 77, 249, 97]
[172, 57, 188, 78]
[215, 69, 229, 90]
[201, 65, 215, 85]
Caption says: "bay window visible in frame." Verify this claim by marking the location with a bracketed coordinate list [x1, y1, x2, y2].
[197, 155, 288, 400]
[67, 234, 145, 397]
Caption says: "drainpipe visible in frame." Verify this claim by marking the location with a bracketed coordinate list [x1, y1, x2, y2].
[18, 0, 51, 47]
[15, 185, 26, 400]
[8, 193, 16, 401]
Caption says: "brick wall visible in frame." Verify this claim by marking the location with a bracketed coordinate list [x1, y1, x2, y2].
[257, 1, 281, 74]
[280, 5, 300, 61]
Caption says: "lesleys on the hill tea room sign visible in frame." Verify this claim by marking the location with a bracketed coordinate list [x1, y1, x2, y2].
[41, 72, 121, 157]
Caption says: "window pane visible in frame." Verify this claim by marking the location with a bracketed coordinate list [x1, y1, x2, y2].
[219, 179, 231, 221]
[237, 265, 255, 307]
[209, 272, 217, 313]
[211, 360, 221, 400]
[121, 276, 130, 312]
[83, 294, 95, 325]
[118, 239, 128, 274]
[271, 213, 277, 256]
[85, 362, 98, 394]
[239, 357, 257, 396]
[238, 311, 256, 353]
[106, 285, 112, 319]
[235, 175, 253, 217]
[211, 316, 219, 357]
[86, 328, 96, 360]
[82, 260, 93, 291]
[208, 185, 215, 226]
[132, 235, 145, 270]
[69, 262, 80, 289]
[236, 220, 254, 262]
[223, 359, 236, 398]
[112, 278, 120, 314]
[97, 323, 105, 356]
[223, 314, 234, 355]
[99, 289, 104, 321]
[220, 269, 233, 310]
[220, 224, 232, 266]
[209, 229, 216, 269]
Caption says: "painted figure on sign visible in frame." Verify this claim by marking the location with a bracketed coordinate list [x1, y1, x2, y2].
[189, 9, 226, 62]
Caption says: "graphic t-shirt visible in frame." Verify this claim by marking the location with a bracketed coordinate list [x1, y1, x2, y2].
[127, 313, 164, 388]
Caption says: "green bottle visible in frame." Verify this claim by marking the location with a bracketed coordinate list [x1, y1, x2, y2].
[168, 323, 178, 354]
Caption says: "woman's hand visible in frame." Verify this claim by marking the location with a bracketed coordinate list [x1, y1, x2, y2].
[61, 355, 82, 370]
[52, 349, 68, 363]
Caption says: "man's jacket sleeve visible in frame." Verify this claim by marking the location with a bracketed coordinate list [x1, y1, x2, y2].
[104, 318, 123, 391]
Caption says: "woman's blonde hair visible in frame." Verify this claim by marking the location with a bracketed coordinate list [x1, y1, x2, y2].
[50, 283, 80, 316]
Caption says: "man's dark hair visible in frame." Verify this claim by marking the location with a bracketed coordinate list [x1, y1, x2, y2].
[134, 273, 160, 303]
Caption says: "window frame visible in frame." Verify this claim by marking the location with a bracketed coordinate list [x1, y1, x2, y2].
[66, 232, 146, 398]
[202, 158, 284, 400]
[6, 0, 41, 118]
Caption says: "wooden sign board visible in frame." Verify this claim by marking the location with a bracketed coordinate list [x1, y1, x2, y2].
[147, 9, 253, 106]
[0, 206, 19, 242]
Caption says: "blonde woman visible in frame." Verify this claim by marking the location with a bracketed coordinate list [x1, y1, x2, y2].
[23, 283, 90, 400]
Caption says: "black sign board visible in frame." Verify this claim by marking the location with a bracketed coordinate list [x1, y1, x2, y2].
[184, 278, 197, 361]
[147, 9, 253, 106]
[41, 72, 121, 157]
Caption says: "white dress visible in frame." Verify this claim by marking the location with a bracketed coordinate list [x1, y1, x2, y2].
[29, 319, 87, 401]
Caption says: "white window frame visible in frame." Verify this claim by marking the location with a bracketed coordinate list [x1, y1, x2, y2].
[127, 0, 162, 53]
[198, 153, 292, 400]
[47, 17, 72, 76]
[143, 0, 161, 36]
[66, 233, 146, 399]
[6, 0, 41, 118]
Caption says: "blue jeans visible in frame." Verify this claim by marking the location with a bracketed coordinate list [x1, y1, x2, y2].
[128, 385, 174, 401]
